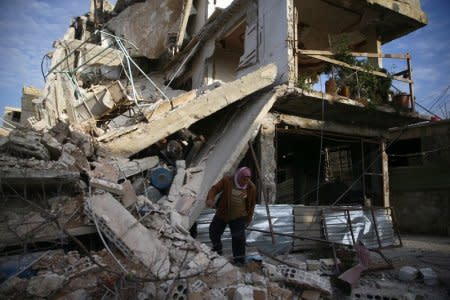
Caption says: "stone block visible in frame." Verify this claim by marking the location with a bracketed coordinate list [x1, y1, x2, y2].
[121, 180, 139, 208]
[419, 267, 438, 286]
[86, 193, 170, 278]
[233, 285, 253, 300]
[306, 259, 320, 271]
[210, 269, 243, 288]
[90, 178, 124, 195]
[399, 266, 418, 281]
[41, 132, 62, 160]
[189, 279, 208, 293]
[26, 273, 65, 297]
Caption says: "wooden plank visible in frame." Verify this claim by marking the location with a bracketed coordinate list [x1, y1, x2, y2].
[297, 49, 409, 59]
[304, 54, 413, 84]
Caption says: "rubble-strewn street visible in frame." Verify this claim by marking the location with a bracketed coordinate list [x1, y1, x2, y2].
[1, 0, 449, 299]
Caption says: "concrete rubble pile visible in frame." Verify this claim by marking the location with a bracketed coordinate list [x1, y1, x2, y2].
[1, 0, 447, 299]
[0, 0, 327, 298]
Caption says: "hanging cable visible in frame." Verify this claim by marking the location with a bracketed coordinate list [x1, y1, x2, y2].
[315, 75, 326, 204]
[428, 84, 450, 111]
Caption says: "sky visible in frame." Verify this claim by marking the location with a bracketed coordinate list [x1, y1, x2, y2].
[0, 0, 449, 118]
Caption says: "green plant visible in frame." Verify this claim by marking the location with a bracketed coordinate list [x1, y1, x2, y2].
[297, 74, 313, 92]
[325, 36, 392, 104]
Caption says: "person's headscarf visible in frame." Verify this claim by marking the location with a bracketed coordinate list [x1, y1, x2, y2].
[234, 167, 251, 190]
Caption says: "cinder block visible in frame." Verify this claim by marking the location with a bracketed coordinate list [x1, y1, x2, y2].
[320, 258, 340, 275]
[306, 259, 320, 271]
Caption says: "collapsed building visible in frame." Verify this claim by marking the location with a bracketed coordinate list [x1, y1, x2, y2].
[1, 0, 448, 299]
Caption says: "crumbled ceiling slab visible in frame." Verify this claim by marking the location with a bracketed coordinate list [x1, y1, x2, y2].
[106, 0, 193, 59]
[98, 63, 277, 157]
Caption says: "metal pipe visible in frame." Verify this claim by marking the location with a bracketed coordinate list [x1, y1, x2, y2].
[71, 45, 114, 74]
[246, 227, 335, 245]
[115, 37, 169, 102]
[46, 35, 96, 76]
[369, 207, 382, 249]
[345, 209, 356, 245]
[115, 37, 140, 108]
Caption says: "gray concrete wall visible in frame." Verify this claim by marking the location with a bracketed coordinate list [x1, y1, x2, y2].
[391, 190, 449, 236]
[237, 0, 290, 84]
[390, 121, 450, 236]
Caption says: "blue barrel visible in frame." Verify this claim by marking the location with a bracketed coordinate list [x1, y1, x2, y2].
[150, 167, 174, 190]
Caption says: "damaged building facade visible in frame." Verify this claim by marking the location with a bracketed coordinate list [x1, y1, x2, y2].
[3, 0, 447, 299]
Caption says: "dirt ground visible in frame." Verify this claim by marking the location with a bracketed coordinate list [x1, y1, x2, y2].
[359, 234, 450, 299]
[379, 234, 450, 286]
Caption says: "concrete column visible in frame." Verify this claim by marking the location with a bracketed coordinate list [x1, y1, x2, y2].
[260, 113, 277, 204]
[287, 0, 298, 86]
[362, 27, 383, 68]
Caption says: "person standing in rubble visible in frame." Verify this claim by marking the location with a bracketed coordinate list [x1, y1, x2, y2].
[206, 167, 257, 265]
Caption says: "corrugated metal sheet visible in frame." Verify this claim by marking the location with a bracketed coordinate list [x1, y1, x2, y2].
[196, 204, 293, 255]
[323, 207, 398, 249]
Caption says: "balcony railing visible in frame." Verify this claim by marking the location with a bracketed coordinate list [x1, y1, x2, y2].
[297, 49, 415, 112]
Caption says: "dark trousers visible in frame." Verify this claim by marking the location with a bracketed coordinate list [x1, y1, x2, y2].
[209, 215, 246, 264]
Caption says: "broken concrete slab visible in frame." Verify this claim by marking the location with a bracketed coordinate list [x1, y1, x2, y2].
[85, 192, 171, 278]
[144, 90, 197, 122]
[41, 132, 63, 160]
[172, 87, 283, 230]
[232, 285, 253, 300]
[111, 156, 159, 179]
[2, 129, 50, 161]
[98, 63, 277, 157]
[121, 180, 139, 208]
[26, 273, 65, 297]
[90, 160, 120, 182]
[90, 177, 124, 195]
[0, 168, 80, 187]
[106, 0, 193, 59]
[75, 81, 131, 122]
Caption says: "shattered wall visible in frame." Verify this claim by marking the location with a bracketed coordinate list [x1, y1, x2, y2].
[106, 0, 192, 59]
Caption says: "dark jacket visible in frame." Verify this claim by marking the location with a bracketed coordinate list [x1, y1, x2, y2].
[206, 175, 256, 224]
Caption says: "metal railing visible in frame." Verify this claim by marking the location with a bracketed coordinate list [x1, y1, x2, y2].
[297, 49, 416, 112]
